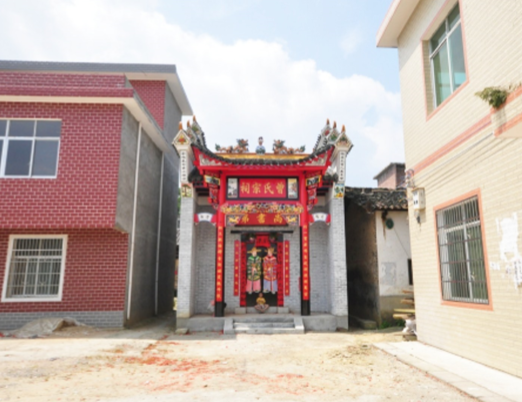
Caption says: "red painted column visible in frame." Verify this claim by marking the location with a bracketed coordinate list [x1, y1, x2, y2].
[214, 174, 227, 317]
[299, 173, 311, 316]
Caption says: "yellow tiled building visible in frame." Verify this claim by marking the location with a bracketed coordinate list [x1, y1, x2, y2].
[378, 0, 522, 377]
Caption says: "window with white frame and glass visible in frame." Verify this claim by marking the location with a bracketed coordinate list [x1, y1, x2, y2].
[429, 3, 466, 107]
[2, 236, 67, 301]
[0, 120, 61, 178]
[436, 197, 489, 304]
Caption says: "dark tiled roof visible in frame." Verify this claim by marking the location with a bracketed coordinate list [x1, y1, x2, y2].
[0, 60, 178, 74]
[345, 187, 408, 212]
[188, 166, 203, 183]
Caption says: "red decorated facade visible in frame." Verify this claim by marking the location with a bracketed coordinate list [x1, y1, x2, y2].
[174, 119, 353, 318]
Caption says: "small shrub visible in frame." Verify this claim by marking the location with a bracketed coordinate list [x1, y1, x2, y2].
[475, 87, 509, 109]
[379, 318, 405, 329]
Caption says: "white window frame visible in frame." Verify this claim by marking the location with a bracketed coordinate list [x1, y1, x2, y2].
[0, 119, 62, 179]
[1, 234, 68, 303]
[429, 3, 465, 107]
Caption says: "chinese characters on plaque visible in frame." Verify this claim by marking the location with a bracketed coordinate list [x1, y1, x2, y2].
[227, 178, 298, 200]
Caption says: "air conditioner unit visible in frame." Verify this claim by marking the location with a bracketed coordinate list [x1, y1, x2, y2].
[412, 188, 425, 210]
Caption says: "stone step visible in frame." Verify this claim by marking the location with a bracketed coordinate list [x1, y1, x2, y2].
[233, 322, 294, 329]
[224, 316, 305, 335]
[233, 317, 294, 324]
[234, 327, 304, 335]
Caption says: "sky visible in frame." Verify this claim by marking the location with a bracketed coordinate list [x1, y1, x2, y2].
[1, 0, 402, 187]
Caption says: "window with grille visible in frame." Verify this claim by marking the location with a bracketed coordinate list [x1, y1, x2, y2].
[429, 3, 466, 107]
[0, 120, 61, 178]
[436, 197, 488, 304]
[2, 236, 67, 301]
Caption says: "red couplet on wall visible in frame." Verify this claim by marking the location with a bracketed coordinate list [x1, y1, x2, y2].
[277, 242, 285, 306]
[240, 242, 247, 307]
[216, 226, 224, 302]
[302, 226, 310, 300]
[285, 240, 290, 296]
[234, 240, 240, 296]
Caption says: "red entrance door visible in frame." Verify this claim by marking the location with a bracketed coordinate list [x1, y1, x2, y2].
[240, 233, 285, 308]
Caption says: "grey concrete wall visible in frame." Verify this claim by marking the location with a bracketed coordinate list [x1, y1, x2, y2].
[125, 128, 162, 326]
[194, 206, 216, 315]
[118, 107, 179, 323]
[156, 153, 178, 315]
[310, 222, 330, 313]
[0, 311, 124, 331]
[156, 84, 181, 314]
[344, 198, 380, 324]
[163, 86, 182, 143]
[327, 197, 349, 325]
[115, 107, 139, 233]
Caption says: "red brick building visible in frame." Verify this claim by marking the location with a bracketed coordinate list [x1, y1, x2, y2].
[0, 61, 192, 329]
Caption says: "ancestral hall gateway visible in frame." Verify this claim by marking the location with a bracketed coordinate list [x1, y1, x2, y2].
[173, 119, 353, 328]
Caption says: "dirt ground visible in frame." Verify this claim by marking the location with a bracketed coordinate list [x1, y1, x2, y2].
[0, 315, 476, 402]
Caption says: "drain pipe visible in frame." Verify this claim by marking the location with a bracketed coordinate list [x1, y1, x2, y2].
[154, 152, 165, 315]
[127, 123, 142, 321]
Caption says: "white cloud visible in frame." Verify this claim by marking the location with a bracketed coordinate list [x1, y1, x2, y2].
[0, 0, 403, 186]
[340, 29, 363, 56]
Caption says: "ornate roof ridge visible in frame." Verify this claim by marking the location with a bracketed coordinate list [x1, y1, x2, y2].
[192, 141, 334, 166]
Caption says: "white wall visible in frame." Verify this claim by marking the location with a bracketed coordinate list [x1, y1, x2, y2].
[375, 211, 411, 296]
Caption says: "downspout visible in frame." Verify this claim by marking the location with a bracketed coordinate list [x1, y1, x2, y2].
[154, 152, 165, 315]
[127, 123, 142, 321]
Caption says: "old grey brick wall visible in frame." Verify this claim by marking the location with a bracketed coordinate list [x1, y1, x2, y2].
[197, 226, 301, 314]
[327, 196, 349, 323]
[224, 228, 241, 313]
[177, 196, 196, 318]
[310, 221, 330, 313]
[0, 311, 124, 331]
[284, 228, 301, 313]
[193, 206, 216, 315]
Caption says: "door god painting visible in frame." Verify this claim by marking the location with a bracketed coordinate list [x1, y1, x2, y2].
[246, 247, 262, 293]
[263, 247, 278, 293]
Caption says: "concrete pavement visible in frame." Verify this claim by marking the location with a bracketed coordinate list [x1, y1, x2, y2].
[375, 342, 522, 402]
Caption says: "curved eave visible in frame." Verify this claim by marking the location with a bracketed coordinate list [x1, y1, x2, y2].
[192, 144, 334, 170]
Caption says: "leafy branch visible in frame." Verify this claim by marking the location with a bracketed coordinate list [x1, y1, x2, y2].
[475, 83, 520, 109]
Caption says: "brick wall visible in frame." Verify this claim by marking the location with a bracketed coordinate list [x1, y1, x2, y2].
[310, 217, 330, 313]
[194, 206, 217, 315]
[0, 72, 127, 88]
[224, 228, 240, 313]
[0, 228, 128, 314]
[396, 0, 522, 377]
[177, 196, 196, 319]
[0, 72, 133, 98]
[130, 80, 166, 129]
[0, 102, 123, 229]
[327, 197, 349, 322]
